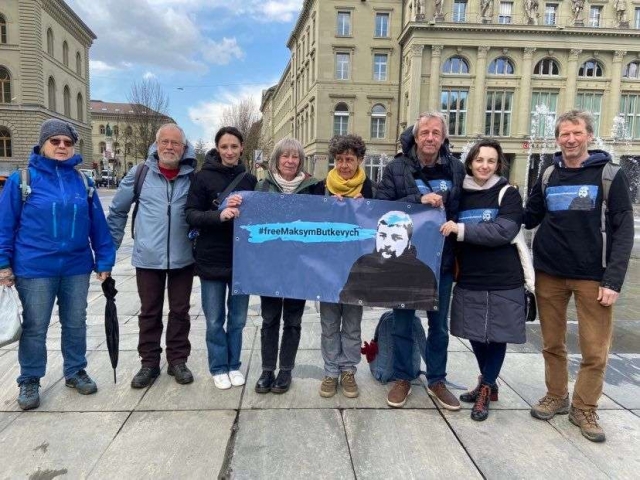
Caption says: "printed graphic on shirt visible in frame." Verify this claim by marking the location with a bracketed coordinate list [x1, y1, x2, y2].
[546, 185, 598, 212]
[415, 179, 452, 195]
[459, 208, 499, 224]
[416, 179, 430, 195]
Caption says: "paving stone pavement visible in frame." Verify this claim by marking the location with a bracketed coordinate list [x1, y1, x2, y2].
[1, 192, 639, 479]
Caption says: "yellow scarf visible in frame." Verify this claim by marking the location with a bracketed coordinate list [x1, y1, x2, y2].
[326, 166, 366, 197]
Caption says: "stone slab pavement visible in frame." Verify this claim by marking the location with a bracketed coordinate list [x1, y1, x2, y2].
[0, 191, 639, 479]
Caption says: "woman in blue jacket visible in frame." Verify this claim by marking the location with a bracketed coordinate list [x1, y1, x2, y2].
[0, 119, 115, 411]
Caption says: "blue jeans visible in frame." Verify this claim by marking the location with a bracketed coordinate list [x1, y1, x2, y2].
[201, 279, 249, 375]
[392, 271, 454, 384]
[15, 274, 90, 384]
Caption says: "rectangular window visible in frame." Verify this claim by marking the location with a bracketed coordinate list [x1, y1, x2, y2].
[337, 11, 351, 36]
[441, 89, 468, 136]
[485, 91, 513, 136]
[635, 7, 640, 29]
[576, 92, 602, 136]
[588, 6, 602, 27]
[375, 13, 390, 37]
[544, 3, 557, 25]
[334, 115, 349, 136]
[371, 117, 386, 139]
[373, 54, 388, 81]
[498, 2, 513, 24]
[335, 53, 350, 80]
[619, 95, 640, 139]
[453, 0, 467, 22]
[530, 91, 558, 138]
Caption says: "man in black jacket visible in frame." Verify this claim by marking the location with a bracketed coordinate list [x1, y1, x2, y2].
[526, 110, 634, 443]
[377, 111, 465, 409]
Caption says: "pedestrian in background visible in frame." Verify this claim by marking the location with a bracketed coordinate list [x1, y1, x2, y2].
[185, 127, 256, 390]
[0, 119, 115, 410]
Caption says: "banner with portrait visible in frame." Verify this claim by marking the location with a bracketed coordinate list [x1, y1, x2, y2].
[232, 192, 446, 311]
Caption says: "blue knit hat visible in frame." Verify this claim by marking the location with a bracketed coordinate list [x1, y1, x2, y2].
[39, 119, 79, 147]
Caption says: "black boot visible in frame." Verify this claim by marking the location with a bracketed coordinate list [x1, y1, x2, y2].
[255, 371, 275, 394]
[460, 375, 499, 403]
[470, 384, 492, 421]
[271, 370, 292, 394]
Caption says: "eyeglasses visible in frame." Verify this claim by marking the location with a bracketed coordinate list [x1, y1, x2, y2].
[159, 140, 184, 147]
[49, 138, 74, 147]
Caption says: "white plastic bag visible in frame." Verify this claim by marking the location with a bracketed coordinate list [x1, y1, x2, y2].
[0, 286, 22, 347]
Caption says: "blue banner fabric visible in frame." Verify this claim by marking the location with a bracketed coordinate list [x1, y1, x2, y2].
[232, 191, 446, 311]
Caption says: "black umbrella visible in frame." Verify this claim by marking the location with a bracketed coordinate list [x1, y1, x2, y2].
[101, 276, 119, 383]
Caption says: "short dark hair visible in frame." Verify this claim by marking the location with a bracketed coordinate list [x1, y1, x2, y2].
[464, 139, 505, 176]
[328, 134, 367, 160]
[214, 126, 244, 146]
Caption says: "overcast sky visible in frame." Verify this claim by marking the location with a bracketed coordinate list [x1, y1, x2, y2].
[65, 0, 303, 146]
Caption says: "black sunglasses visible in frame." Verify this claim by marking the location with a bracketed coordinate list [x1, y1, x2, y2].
[49, 138, 74, 147]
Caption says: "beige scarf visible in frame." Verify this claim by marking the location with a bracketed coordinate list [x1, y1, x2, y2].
[273, 171, 306, 194]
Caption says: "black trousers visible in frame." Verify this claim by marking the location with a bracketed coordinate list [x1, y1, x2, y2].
[260, 296, 306, 371]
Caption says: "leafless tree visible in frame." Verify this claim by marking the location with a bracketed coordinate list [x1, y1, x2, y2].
[219, 98, 261, 166]
[193, 138, 207, 171]
[127, 79, 171, 159]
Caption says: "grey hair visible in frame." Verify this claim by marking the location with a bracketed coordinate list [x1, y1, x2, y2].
[269, 137, 306, 176]
[412, 111, 448, 139]
[156, 123, 187, 144]
[554, 109, 595, 138]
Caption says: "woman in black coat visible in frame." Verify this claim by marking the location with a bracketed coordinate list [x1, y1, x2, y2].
[440, 139, 526, 421]
[185, 127, 257, 390]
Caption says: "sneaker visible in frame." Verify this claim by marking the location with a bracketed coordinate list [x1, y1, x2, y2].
[65, 369, 98, 395]
[428, 381, 461, 411]
[387, 380, 411, 408]
[319, 376, 338, 398]
[569, 406, 606, 442]
[460, 375, 499, 403]
[213, 373, 232, 390]
[229, 370, 245, 387]
[17, 379, 40, 410]
[131, 366, 161, 389]
[168, 363, 194, 385]
[340, 371, 359, 398]
[530, 394, 570, 420]
[470, 384, 492, 421]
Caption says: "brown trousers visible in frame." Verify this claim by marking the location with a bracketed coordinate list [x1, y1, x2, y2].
[136, 265, 194, 368]
[536, 271, 613, 410]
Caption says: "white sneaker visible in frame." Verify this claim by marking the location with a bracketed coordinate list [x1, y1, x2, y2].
[213, 373, 231, 390]
[229, 370, 245, 387]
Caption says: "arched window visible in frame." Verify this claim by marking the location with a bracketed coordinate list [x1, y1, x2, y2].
[99, 124, 105, 135]
[534, 58, 559, 76]
[488, 57, 515, 75]
[0, 66, 11, 103]
[46, 28, 54, 55]
[442, 56, 469, 74]
[125, 126, 133, 136]
[77, 93, 84, 122]
[370, 104, 386, 139]
[99, 142, 106, 154]
[113, 125, 119, 136]
[63, 85, 71, 116]
[78, 139, 84, 153]
[0, 14, 7, 44]
[0, 127, 11, 158]
[76, 52, 82, 76]
[48, 76, 56, 111]
[62, 41, 69, 66]
[578, 60, 603, 78]
[623, 61, 640, 79]
[333, 102, 349, 136]
[125, 143, 133, 155]
[310, 106, 315, 140]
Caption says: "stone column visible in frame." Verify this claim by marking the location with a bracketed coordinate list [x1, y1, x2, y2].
[473, 46, 491, 136]
[605, 50, 626, 136]
[428, 45, 444, 110]
[517, 47, 536, 137]
[563, 49, 582, 112]
[407, 44, 425, 123]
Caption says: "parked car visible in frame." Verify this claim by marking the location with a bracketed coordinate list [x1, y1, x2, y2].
[98, 170, 118, 188]
[79, 168, 97, 182]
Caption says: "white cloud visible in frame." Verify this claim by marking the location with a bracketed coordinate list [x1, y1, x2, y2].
[201, 38, 245, 65]
[261, 1, 304, 22]
[89, 60, 117, 73]
[187, 84, 270, 144]
[143, 71, 157, 80]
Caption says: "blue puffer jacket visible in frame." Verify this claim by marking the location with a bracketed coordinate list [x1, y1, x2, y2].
[107, 142, 196, 270]
[0, 148, 116, 278]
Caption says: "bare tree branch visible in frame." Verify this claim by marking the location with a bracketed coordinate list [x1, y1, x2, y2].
[127, 79, 171, 159]
[218, 98, 261, 166]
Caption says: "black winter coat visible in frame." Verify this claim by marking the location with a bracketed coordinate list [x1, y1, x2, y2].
[185, 149, 257, 280]
[376, 127, 465, 273]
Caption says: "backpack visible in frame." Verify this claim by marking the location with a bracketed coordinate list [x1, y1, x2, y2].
[541, 161, 620, 268]
[362, 310, 427, 384]
[19, 167, 94, 204]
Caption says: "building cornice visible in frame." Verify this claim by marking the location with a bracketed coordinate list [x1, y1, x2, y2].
[286, 0, 314, 48]
[43, 0, 97, 46]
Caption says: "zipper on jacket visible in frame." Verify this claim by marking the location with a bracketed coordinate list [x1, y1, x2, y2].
[166, 177, 174, 270]
[484, 291, 490, 343]
[52, 203, 58, 238]
[71, 204, 77, 238]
